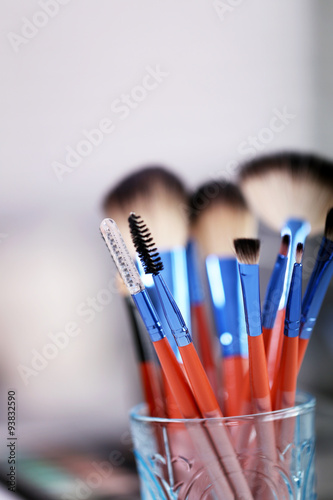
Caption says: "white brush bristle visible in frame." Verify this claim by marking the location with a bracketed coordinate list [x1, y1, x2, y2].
[240, 159, 333, 234]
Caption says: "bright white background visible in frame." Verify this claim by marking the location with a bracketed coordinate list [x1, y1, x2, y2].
[0, 0, 332, 451]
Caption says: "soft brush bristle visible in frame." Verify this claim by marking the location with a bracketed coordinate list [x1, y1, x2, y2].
[190, 180, 258, 256]
[128, 213, 164, 275]
[234, 238, 260, 265]
[239, 152, 333, 234]
[325, 207, 333, 242]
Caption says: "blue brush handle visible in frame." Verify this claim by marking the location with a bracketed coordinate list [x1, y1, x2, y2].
[238, 263, 262, 337]
[206, 256, 248, 357]
[284, 263, 302, 338]
[186, 239, 204, 305]
[262, 254, 288, 329]
[300, 237, 333, 340]
[153, 274, 192, 347]
[132, 290, 165, 342]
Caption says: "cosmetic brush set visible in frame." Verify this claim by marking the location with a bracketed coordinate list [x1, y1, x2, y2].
[100, 156, 333, 497]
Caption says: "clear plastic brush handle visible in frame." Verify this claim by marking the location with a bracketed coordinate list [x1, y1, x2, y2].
[100, 218, 145, 295]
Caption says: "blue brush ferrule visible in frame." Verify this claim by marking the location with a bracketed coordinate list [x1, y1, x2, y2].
[262, 254, 288, 329]
[206, 256, 248, 357]
[279, 219, 311, 308]
[284, 263, 302, 338]
[186, 240, 204, 305]
[137, 247, 190, 360]
[300, 237, 333, 340]
[132, 290, 165, 343]
[153, 274, 192, 347]
[238, 263, 262, 337]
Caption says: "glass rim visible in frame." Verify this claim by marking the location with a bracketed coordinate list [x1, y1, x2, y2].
[129, 390, 315, 424]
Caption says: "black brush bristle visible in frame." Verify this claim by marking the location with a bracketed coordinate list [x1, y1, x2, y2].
[128, 213, 164, 275]
[234, 238, 260, 264]
[296, 243, 304, 264]
[325, 207, 333, 242]
[280, 234, 290, 256]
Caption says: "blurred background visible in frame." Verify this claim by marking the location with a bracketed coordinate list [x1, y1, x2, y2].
[0, 0, 332, 498]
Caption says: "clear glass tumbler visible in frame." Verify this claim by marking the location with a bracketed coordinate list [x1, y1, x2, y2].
[129, 391, 316, 500]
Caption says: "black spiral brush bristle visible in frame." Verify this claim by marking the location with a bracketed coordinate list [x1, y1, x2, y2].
[324, 207, 333, 242]
[128, 213, 164, 275]
[234, 238, 260, 265]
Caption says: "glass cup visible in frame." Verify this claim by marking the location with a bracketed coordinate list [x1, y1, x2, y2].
[129, 391, 316, 500]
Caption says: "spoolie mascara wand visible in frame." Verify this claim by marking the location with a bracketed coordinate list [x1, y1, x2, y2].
[298, 207, 333, 370]
[100, 218, 236, 499]
[129, 213, 254, 500]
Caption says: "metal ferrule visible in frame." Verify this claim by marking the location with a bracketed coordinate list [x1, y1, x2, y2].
[153, 274, 192, 347]
[238, 263, 262, 337]
[186, 240, 204, 305]
[206, 256, 248, 357]
[137, 247, 190, 360]
[132, 290, 165, 343]
[262, 254, 288, 329]
[300, 238, 333, 340]
[279, 219, 311, 308]
[284, 263, 302, 338]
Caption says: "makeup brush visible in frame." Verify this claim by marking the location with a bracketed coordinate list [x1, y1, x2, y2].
[102, 166, 191, 361]
[234, 238, 277, 463]
[262, 234, 290, 385]
[191, 180, 257, 416]
[100, 218, 238, 499]
[298, 207, 333, 370]
[129, 213, 254, 500]
[239, 152, 333, 392]
[274, 243, 303, 411]
[115, 276, 165, 418]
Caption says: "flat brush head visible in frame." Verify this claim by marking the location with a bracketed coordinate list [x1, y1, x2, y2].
[129, 213, 164, 275]
[325, 207, 333, 242]
[103, 165, 189, 253]
[234, 238, 260, 265]
[296, 243, 304, 264]
[279, 234, 290, 256]
[190, 180, 258, 256]
[239, 152, 333, 234]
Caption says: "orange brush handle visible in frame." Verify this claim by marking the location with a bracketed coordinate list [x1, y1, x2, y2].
[192, 303, 218, 395]
[222, 356, 248, 417]
[274, 336, 298, 410]
[153, 337, 200, 419]
[248, 334, 272, 409]
[297, 337, 309, 373]
[139, 360, 165, 418]
[179, 342, 222, 417]
[161, 369, 184, 419]
[264, 308, 286, 387]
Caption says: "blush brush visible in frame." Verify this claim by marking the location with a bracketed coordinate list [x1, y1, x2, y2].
[190, 180, 257, 416]
[239, 152, 333, 388]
